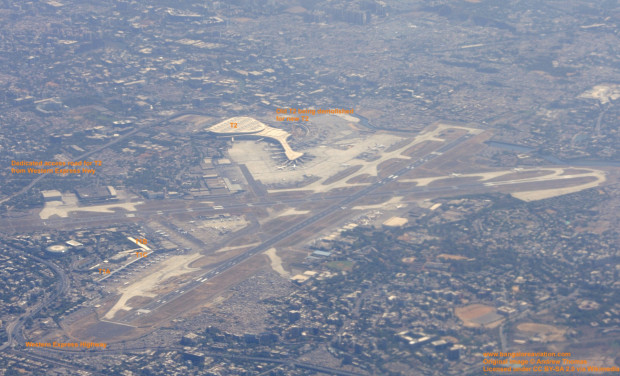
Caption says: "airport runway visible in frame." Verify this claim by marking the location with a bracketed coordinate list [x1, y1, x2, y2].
[11, 130, 594, 326]
[112, 133, 474, 324]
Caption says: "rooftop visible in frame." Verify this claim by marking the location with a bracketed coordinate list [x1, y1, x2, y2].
[207, 116, 303, 161]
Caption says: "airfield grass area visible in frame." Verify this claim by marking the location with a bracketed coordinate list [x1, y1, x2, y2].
[46, 119, 613, 344]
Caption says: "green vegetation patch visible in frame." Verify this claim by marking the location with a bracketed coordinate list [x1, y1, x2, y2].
[326, 260, 354, 272]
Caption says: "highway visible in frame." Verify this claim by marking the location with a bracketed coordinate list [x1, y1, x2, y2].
[114, 133, 474, 324]
[0, 241, 70, 351]
[24, 345, 367, 376]
[7, 348, 105, 375]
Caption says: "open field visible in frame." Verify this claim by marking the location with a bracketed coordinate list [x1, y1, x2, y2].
[103, 252, 203, 320]
[264, 248, 289, 277]
[171, 114, 214, 127]
[229, 120, 483, 194]
[517, 322, 566, 342]
[323, 165, 363, 185]
[399, 167, 607, 201]
[39, 191, 142, 219]
[50, 119, 616, 344]
[455, 304, 504, 328]
[134, 254, 269, 327]
[66, 247, 272, 342]
[511, 172, 606, 201]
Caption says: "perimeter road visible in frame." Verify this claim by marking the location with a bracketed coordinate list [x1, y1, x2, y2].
[115, 133, 473, 323]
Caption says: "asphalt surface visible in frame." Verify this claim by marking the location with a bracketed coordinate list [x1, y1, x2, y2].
[1, 128, 582, 374]
[114, 133, 474, 324]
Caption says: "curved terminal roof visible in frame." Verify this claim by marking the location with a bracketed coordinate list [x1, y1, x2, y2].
[207, 116, 303, 161]
[209, 116, 266, 135]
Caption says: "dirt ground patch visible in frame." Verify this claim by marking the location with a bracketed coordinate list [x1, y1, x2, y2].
[171, 114, 212, 125]
[455, 304, 504, 328]
[456, 304, 493, 321]
[189, 248, 247, 268]
[352, 196, 404, 210]
[346, 173, 375, 184]
[71, 319, 138, 342]
[485, 170, 553, 182]
[215, 242, 261, 254]
[510, 175, 604, 201]
[517, 323, 566, 342]
[261, 215, 312, 234]
[426, 176, 484, 187]
[125, 296, 154, 308]
[103, 252, 204, 320]
[401, 140, 442, 158]
[377, 158, 409, 178]
[264, 248, 289, 277]
[65, 250, 271, 342]
[385, 138, 413, 153]
[323, 165, 363, 185]
[135, 254, 269, 326]
[560, 168, 595, 175]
